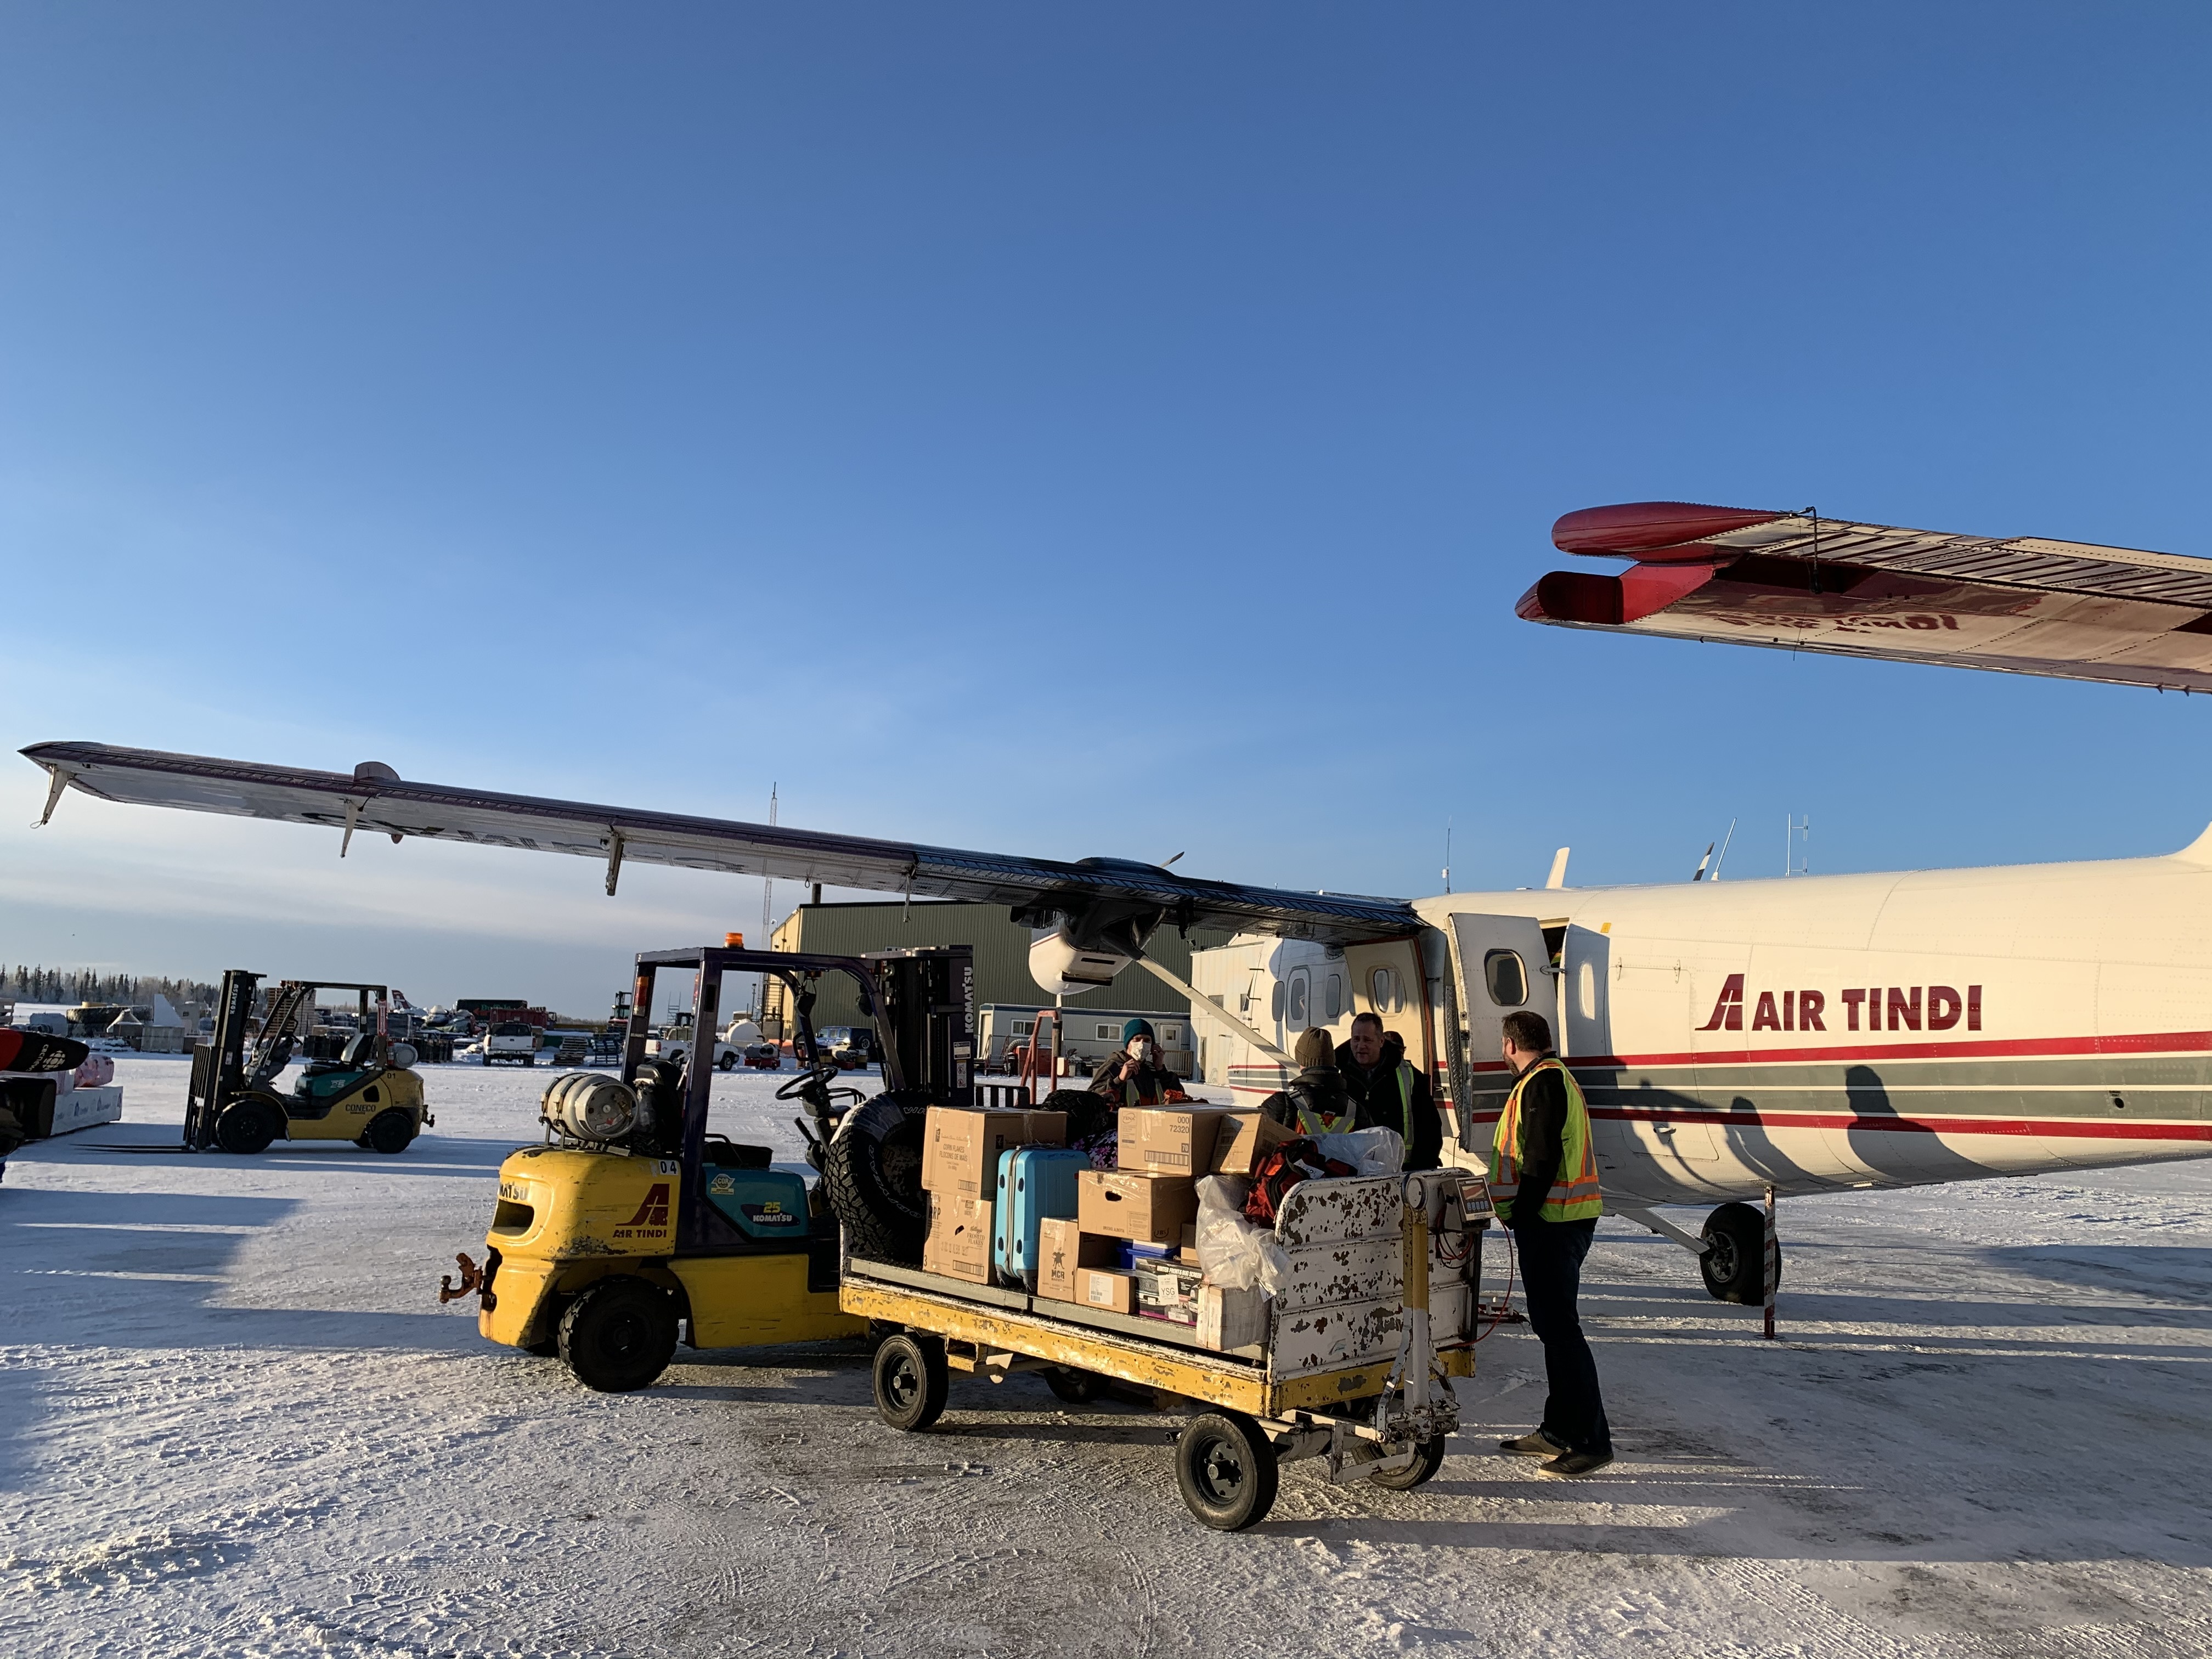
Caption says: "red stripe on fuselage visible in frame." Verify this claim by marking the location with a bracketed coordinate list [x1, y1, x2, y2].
[1462, 1028, 2212, 1073]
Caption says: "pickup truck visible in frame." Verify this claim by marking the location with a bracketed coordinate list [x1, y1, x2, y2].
[642, 1023, 744, 1073]
[480, 1021, 541, 1066]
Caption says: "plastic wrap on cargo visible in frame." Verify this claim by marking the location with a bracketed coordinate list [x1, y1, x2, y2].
[1314, 1127, 1402, 1176]
[74, 1054, 115, 1089]
[1194, 1175, 1288, 1296]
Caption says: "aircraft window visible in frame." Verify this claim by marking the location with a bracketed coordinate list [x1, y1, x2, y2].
[1370, 966, 1400, 1013]
[1578, 961, 1596, 1020]
[1271, 982, 1285, 1022]
[1482, 950, 1527, 1008]
[1325, 974, 1343, 1021]
[1286, 969, 1310, 1030]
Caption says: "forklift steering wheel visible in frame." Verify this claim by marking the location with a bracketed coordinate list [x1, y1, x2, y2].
[774, 1064, 843, 1102]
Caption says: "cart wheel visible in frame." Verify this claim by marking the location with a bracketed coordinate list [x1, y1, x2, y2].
[872, 1332, 949, 1431]
[1368, 1434, 1449, 1491]
[1043, 1366, 1105, 1404]
[1175, 1411, 1279, 1531]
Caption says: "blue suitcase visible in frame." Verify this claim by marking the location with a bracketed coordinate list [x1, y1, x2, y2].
[993, 1147, 1088, 1289]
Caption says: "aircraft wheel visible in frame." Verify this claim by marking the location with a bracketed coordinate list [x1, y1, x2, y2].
[1700, 1202, 1779, 1304]
[558, 1278, 678, 1392]
[215, 1100, 279, 1155]
[872, 1331, 949, 1431]
[1175, 1411, 1279, 1531]
[364, 1109, 416, 1154]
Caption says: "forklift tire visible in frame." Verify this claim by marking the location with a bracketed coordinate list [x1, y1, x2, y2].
[1700, 1201, 1779, 1305]
[1175, 1411, 1279, 1531]
[822, 1091, 930, 1265]
[558, 1277, 679, 1392]
[1368, 1434, 1449, 1491]
[215, 1101, 279, 1155]
[872, 1331, 950, 1431]
[1043, 1367, 1107, 1405]
[363, 1109, 416, 1155]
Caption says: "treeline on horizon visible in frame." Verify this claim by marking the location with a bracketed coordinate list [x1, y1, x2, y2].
[2, 967, 222, 1012]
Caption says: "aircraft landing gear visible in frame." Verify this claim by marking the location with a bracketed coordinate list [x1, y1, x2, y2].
[1699, 1201, 1780, 1305]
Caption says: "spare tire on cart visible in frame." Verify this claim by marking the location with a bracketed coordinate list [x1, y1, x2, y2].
[822, 1090, 931, 1264]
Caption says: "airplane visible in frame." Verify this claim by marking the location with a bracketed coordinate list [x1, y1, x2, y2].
[22, 499, 2212, 1308]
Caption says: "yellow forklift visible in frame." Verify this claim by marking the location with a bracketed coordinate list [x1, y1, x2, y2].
[186, 970, 434, 1155]
[443, 941, 972, 1390]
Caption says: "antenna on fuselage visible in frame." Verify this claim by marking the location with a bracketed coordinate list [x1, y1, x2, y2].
[1442, 820, 1452, 894]
[1692, 842, 1714, 881]
[1785, 814, 1810, 876]
[1711, 817, 1737, 881]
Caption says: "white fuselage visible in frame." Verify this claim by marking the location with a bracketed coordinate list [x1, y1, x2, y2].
[1189, 833, 2212, 1207]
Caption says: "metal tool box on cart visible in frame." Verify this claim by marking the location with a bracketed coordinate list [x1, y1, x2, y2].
[842, 1164, 1492, 1530]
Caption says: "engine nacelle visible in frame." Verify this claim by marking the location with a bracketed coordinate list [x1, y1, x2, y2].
[1029, 928, 1132, 996]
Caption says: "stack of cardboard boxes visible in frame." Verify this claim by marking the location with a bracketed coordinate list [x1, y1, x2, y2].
[919, 1105, 1067, 1283]
[1040, 1104, 1297, 1354]
[917, 1099, 1300, 1353]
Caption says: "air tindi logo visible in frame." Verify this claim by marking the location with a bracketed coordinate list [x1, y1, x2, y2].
[617, 1183, 671, 1234]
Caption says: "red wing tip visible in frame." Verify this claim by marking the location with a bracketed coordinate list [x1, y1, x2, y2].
[1553, 500, 1786, 555]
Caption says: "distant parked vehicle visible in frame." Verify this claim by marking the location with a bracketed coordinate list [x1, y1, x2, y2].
[742, 1042, 782, 1070]
[645, 1022, 743, 1072]
[483, 1021, 540, 1067]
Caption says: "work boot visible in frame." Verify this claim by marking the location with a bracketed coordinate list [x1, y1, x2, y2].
[1539, 1450, 1614, 1477]
[1497, 1430, 1566, 1458]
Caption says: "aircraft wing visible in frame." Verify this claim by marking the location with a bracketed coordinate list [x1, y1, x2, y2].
[19, 741, 1417, 944]
[1517, 500, 2212, 692]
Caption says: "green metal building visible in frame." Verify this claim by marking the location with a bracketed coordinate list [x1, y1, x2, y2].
[763, 900, 1232, 1036]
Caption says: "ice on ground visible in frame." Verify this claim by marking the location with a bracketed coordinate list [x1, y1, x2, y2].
[5, 1057, 2210, 1658]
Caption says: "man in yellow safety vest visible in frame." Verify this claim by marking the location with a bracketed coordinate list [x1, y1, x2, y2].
[1491, 1008, 1612, 1476]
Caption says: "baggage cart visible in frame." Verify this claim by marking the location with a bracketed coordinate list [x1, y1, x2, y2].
[841, 1167, 1492, 1530]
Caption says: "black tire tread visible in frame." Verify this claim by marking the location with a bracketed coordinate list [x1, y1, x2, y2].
[822, 1092, 930, 1264]
[558, 1277, 678, 1393]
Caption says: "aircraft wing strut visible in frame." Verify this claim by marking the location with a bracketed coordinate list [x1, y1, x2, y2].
[19, 741, 1418, 945]
[1519, 501, 2212, 692]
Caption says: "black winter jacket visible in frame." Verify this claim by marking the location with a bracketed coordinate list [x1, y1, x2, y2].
[1334, 1033, 1442, 1171]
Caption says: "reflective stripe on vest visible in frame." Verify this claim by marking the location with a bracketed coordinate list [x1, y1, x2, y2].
[1488, 1056, 1604, 1223]
[1293, 1094, 1357, 1136]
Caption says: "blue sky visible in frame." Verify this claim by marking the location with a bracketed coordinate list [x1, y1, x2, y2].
[4, 4, 2210, 1014]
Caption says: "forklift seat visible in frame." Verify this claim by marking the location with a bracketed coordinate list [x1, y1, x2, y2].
[341, 1032, 378, 1066]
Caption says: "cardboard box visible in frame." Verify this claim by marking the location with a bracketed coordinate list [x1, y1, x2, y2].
[921, 1193, 994, 1284]
[1209, 1110, 1297, 1176]
[1117, 1106, 1230, 1175]
[1198, 1283, 1269, 1352]
[1036, 1218, 1116, 1302]
[1077, 1267, 1136, 1314]
[1078, 1169, 1198, 1244]
[922, 1108, 1068, 1200]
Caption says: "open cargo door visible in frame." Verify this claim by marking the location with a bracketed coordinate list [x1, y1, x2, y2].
[1447, 913, 1555, 1153]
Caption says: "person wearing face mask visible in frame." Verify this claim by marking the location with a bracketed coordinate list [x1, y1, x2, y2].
[1088, 1018, 1190, 1108]
[1333, 1011, 1441, 1170]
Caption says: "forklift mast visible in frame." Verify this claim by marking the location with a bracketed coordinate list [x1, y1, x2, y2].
[187, 968, 262, 1149]
[864, 947, 975, 1109]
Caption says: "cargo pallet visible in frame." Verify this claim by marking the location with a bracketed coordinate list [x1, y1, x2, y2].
[840, 1169, 1489, 1531]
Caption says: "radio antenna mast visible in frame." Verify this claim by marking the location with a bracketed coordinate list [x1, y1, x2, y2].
[1710, 817, 1737, 882]
[1441, 819, 1452, 894]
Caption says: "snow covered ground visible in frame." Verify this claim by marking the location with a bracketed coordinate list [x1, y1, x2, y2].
[7, 1056, 2210, 1658]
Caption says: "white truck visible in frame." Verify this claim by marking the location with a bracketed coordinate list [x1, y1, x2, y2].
[644, 1015, 763, 1073]
[479, 1020, 541, 1067]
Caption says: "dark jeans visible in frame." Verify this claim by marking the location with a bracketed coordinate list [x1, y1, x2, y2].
[1512, 1215, 1611, 1457]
